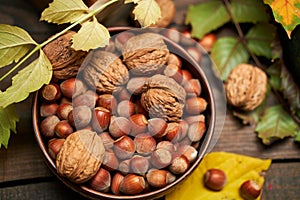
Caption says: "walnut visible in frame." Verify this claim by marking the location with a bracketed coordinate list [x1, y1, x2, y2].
[122, 33, 169, 75]
[80, 50, 129, 94]
[43, 31, 87, 80]
[225, 63, 267, 111]
[141, 74, 186, 121]
[151, 0, 176, 28]
[56, 130, 105, 183]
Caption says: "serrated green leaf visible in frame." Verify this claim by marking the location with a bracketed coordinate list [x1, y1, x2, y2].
[72, 17, 110, 51]
[0, 24, 36, 68]
[246, 23, 276, 59]
[266, 61, 282, 90]
[0, 104, 19, 148]
[186, 1, 230, 39]
[211, 37, 249, 80]
[41, 0, 88, 24]
[231, 0, 269, 23]
[0, 50, 52, 108]
[281, 64, 300, 114]
[132, 0, 161, 27]
[256, 105, 298, 145]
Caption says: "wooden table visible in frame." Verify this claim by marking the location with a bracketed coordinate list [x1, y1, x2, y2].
[0, 0, 299, 199]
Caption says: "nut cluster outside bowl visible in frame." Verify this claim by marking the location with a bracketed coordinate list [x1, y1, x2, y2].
[32, 27, 217, 200]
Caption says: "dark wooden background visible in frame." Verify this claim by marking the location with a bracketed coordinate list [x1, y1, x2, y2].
[0, 0, 299, 199]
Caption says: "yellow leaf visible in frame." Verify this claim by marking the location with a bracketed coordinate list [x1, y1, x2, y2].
[132, 0, 161, 27]
[264, 0, 300, 37]
[166, 152, 271, 200]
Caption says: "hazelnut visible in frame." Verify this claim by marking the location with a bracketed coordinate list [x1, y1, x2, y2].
[167, 53, 182, 68]
[198, 33, 217, 52]
[102, 149, 119, 171]
[240, 180, 262, 200]
[89, 168, 111, 192]
[150, 148, 172, 169]
[181, 69, 192, 85]
[204, 168, 227, 191]
[55, 120, 74, 138]
[40, 102, 59, 117]
[111, 172, 124, 195]
[114, 136, 136, 160]
[130, 155, 150, 175]
[41, 83, 61, 102]
[188, 121, 206, 142]
[48, 138, 65, 159]
[118, 159, 131, 175]
[117, 87, 131, 101]
[177, 145, 198, 163]
[169, 155, 190, 174]
[109, 117, 131, 138]
[184, 114, 205, 125]
[148, 118, 168, 138]
[156, 141, 176, 153]
[119, 174, 146, 195]
[146, 169, 176, 188]
[57, 103, 73, 120]
[117, 100, 135, 118]
[163, 64, 183, 83]
[73, 90, 98, 108]
[164, 122, 182, 142]
[97, 94, 117, 114]
[98, 132, 114, 150]
[68, 105, 92, 129]
[129, 114, 148, 136]
[180, 30, 194, 46]
[185, 97, 208, 115]
[60, 78, 86, 99]
[134, 133, 156, 156]
[92, 107, 111, 133]
[40, 115, 60, 137]
[183, 79, 201, 97]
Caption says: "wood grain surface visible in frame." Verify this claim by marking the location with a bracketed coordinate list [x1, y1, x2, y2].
[0, 0, 299, 199]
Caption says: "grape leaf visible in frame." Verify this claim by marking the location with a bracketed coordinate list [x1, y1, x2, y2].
[72, 17, 110, 51]
[41, 0, 88, 24]
[0, 50, 52, 108]
[0, 24, 36, 68]
[166, 152, 271, 200]
[256, 105, 298, 145]
[131, 0, 161, 27]
[266, 61, 282, 91]
[186, 0, 230, 39]
[231, 0, 270, 23]
[264, 0, 300, 37]
[246, 23, 276, 59]
[211, 37, 249, 80]
[281, 64, 300, 114]
[0, 104, 19, 149]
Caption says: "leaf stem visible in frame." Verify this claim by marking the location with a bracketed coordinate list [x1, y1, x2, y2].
[0, 0, 118, 83]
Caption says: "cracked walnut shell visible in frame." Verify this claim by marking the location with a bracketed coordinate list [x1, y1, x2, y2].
[225, 64, 267, 111]
[141, 74, 186, 121]
[56, 130, 105, 183]
[43, 31, 87, 80]
[81, 50, 129, 94]
[122, 33, 169, 75]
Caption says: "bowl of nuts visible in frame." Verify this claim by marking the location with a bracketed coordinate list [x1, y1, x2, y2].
[32, 27, 217, 199]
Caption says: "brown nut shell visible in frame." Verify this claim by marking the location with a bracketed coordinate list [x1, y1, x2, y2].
[81, 50, 129, 94]
[56, 130, 105, 183]
[122, 33, 169, 75]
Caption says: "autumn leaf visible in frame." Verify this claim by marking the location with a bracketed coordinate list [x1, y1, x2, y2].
[72, 16, 110, 51]
[166, 152, 271, 200]
[211, 37, 249, 80]
[130, 0, 161, 27]
[256, 105, 299, 144]
[0, 104, 19, 148]
[264, 0, 300, 37]
[0, 24, 37, 68]
[41, 0, 88, 24]
[0, 50, 52, 108]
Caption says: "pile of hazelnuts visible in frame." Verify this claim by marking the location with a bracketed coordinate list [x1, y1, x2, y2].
[38, 52, 208, 195]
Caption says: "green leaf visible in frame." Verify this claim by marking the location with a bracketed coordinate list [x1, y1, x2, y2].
[231, 0, 269, 23]
[186, 0, 230, 39]
[72, 17, 110, 51]
[246, 23, 276, 59]
[0, 24, 36, 68]
[0, 50, 52, 108]
[131, 0, 161, 27]
[281, 64, 300, 114]
[211, 37, 249, 80]
[0, 104, 19, 148]
[295, 130, 300, 142]
[41, 0, 88, 24]
[256, 105, 298, 145]
[266, 61, 282, 91]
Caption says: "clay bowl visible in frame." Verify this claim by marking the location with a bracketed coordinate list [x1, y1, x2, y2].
[32, 27, 216, 200]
